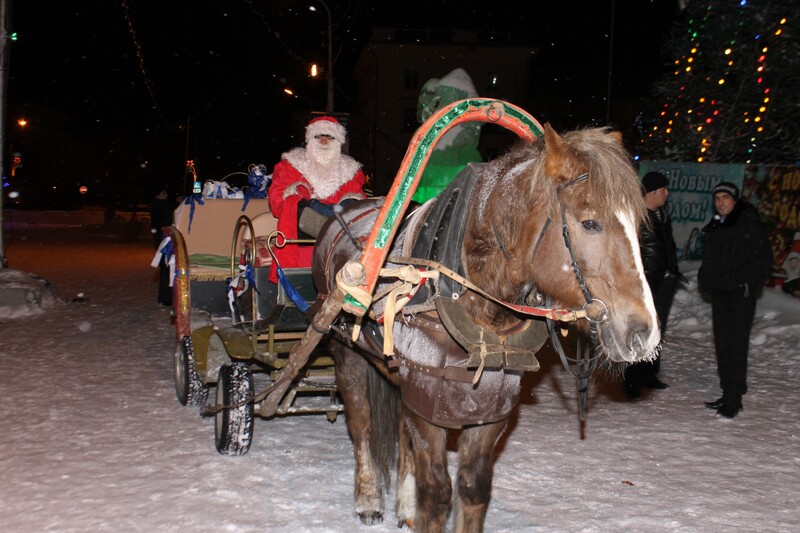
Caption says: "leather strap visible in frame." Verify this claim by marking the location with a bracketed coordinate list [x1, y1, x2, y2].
[388, 254, 587, 323]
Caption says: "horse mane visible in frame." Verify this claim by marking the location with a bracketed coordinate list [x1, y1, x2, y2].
[558, 127, 647, 225]
[478, 127, 645, 224]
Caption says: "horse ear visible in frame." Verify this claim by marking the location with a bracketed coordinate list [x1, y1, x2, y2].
[543, 123, 567, 178]
[608, 130, 623, 144]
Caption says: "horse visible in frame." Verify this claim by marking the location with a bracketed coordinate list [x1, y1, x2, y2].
[310, 122, 660, 532]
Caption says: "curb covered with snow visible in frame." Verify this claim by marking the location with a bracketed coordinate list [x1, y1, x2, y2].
[0, 269, 60, 319]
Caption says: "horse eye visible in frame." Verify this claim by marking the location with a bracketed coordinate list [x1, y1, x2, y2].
[582, 220, 602, 232]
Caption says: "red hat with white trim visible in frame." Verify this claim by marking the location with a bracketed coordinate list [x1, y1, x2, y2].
[305, 116, 346, 145]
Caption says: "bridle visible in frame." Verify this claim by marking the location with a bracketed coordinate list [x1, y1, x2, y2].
[530, 172, 607, 421]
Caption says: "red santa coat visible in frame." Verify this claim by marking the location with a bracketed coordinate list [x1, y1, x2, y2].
[268, 147, 366, 283]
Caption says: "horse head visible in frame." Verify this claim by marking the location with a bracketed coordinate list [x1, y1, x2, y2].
[464, 123, 660, 364]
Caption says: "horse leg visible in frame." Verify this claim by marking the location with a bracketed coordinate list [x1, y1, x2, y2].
[453, 419, 508, 533]
[395, 412, 416, 528]
[402, 407, 452, 532]
[330, 340, 386, 525]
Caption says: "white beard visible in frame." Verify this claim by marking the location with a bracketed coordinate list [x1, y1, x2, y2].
[308, 139, 340, 167]
[282, 143, 362, 200]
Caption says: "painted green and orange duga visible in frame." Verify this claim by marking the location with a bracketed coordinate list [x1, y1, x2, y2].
[342, 98, 544, 316]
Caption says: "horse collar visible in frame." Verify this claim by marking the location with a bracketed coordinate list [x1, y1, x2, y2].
[409, 164, 483, 302]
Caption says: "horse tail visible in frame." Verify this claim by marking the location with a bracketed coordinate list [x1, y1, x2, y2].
[367, 360, 398, 491]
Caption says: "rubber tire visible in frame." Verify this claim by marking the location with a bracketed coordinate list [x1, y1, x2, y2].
[174, 336, 209, 406]
[214, 363, 255, 456]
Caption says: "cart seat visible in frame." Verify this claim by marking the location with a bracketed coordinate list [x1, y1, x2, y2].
[242, 235, 273, 268]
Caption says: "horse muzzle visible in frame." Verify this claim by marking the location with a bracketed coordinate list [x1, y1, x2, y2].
[597, 312, 660, 363]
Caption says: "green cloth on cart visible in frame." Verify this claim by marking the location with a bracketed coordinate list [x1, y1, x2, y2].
[188, 254, 230, 270]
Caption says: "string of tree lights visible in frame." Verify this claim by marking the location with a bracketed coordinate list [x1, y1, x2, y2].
[121, 0, 179, 134]
[636, 0, 799, 165]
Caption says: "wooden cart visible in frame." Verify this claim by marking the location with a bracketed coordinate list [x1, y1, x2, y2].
[161, 195, 342, 456]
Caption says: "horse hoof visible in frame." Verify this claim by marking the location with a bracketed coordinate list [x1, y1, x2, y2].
[358, 511, 384, 525]
[397, 518, 414, 530]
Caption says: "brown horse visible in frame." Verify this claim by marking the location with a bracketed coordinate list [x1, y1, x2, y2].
[311, 123, 660, 532]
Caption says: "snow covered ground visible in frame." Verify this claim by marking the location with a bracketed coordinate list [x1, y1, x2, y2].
[1, 219, 799, 533]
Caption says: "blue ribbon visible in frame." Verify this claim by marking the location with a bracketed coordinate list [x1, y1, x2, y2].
[183, 194, 205, 234]
[161, 239, 174, 270]
[225, 264, 261, 316]
[241, 166, 271, 212]
[277, 265, 309, 313]
[242, 264, 258, 295]
[162, 238, 174, 259]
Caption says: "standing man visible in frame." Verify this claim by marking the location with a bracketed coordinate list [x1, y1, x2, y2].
[699, 182, 773, 418]
[624, 171, 684, 400]
[268, 116, 366, 283]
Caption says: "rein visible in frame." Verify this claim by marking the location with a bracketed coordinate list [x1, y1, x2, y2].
[386, 255, 591, 323]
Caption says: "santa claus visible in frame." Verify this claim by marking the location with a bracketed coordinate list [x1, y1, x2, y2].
[268, 116, 366, 282]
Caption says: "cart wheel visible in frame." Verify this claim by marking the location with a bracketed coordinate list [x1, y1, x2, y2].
[230, 215, 258, 331]
[175, 336, 208, 406]
[214, 362, 254, 456]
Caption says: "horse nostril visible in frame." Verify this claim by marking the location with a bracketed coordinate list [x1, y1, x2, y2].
[626, 318, 650, 358]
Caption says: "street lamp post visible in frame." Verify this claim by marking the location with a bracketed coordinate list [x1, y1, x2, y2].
[309, 1, 333, 113]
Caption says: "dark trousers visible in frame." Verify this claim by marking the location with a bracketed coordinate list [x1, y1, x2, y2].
[157, 262, 172, 305]
[625, 274, 677, 385]
[711, 291, 756, 403]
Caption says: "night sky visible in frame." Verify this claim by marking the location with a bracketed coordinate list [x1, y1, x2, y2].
[5, 0, 680, 207]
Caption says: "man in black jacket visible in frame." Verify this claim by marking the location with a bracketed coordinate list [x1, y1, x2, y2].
[624, 171, 684, 399]
[699, 182, 773, 418]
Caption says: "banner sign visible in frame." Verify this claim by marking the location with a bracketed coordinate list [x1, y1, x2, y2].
[743, 165, 800, 285]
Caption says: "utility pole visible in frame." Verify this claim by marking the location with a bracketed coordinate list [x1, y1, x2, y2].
[0, 0, 11, 268]
[310, 1, 334, 114]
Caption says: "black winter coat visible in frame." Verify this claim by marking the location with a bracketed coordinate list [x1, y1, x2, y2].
[698, 202, 773, 295]
[640, 206, 679, 278]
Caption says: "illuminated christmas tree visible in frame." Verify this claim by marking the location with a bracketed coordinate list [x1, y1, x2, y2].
[636, 0, 798, 164]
